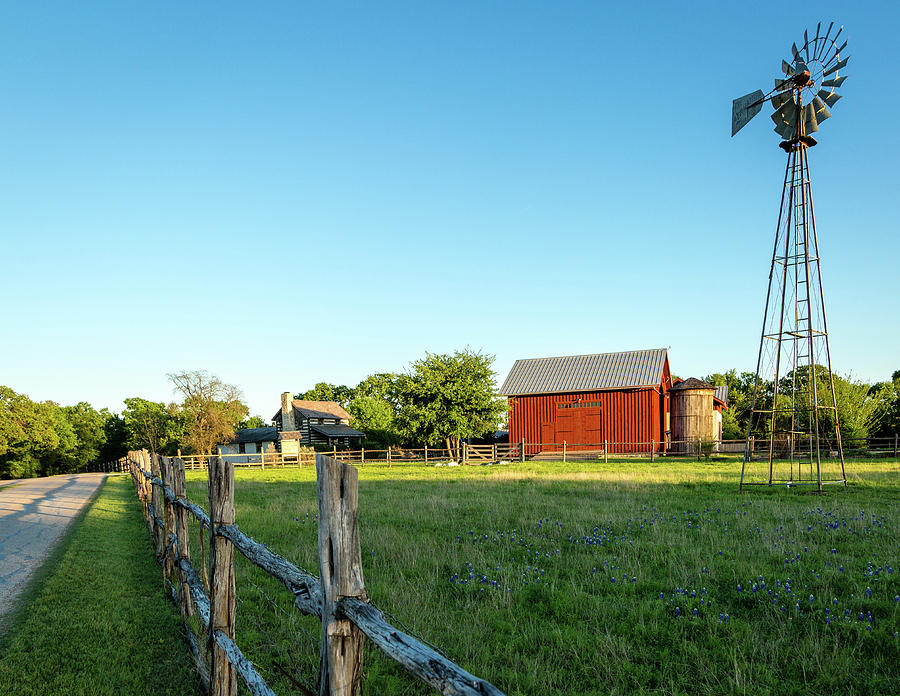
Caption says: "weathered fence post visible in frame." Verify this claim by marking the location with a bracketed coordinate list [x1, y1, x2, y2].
[150, 453, 165, 558]
[140, 450, 153, 530]
[463, 443, 468, 466]
[261, 449, 266, 469]
[650, 439, 655, 462]
[562, 441, 566, 463]
[894, 433, 898, 458]
[173, 456, 194, 618]
[387, 446, 392, 468]
[208, 456, 237, 696]
[604, 440, 608, 464]
[333, 444, 338, 459]
[161, 455, 177, 583]
[492, 443, 498, 462]
[361, 447, 366, 466]
[423, 445, 427, 466]
[316, 454, 367, 696]
[697, 437, 702, 462]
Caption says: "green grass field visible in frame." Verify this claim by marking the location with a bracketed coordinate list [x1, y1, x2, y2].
[178, 457, 900, 696]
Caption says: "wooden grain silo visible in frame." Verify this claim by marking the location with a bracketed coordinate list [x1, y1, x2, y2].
[670, 378, 717, 452]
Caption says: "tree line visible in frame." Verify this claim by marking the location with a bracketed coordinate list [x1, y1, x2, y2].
[0, 370, 251, 479]
[704, 367, 900, 442]
[0, 351, 505, 478]
[2, 355, 898, 479]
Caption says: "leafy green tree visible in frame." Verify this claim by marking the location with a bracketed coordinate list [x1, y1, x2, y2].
[345, 373, 402, 446]
[704, 370, 759, 439]
[355, 373, 401, 407]
[123, 397, 178, 453]
[169, 370, 248, 455]
[239, 415, 268, 430]
[42, 405, 78, 476]
[395, 350, 507, 459]
[297, 382, 355, 408]
[827, 373, 891, 441]
[57, 402, 106, 473]
[869, 370, 900, 438]
[348, 395, 399, 447]
[0, 387, 61, 478]
[99, 409, 128, 462]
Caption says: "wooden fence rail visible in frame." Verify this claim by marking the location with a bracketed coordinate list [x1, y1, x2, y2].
[122, 449, 504, 696]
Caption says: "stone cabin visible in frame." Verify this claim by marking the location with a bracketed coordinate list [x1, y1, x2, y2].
[273, 392, 365, 451]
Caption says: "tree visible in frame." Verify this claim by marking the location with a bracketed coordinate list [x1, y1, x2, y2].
[348, 395, 399, 447]
[122, 397, 179, 453]
[346, 373, 402, 446]
[0, 387, 61, 478]
[99, 409, 128, 462]
[169, 370, 248, 455]
[42, 405, 78, 476]
[869, 370, 900, 438]
[395, 350, 507, 459]
[239, 415, 268, 430]
[59, 402, 107, 472]
[704, 370, 758, 439]
[827, 372, 891, 441]
[298, 382, 355, 408]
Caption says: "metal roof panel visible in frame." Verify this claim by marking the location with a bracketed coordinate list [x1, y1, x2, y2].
[499, 349, 668, 395]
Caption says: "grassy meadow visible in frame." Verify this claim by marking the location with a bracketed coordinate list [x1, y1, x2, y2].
[180, 457, 900, 696]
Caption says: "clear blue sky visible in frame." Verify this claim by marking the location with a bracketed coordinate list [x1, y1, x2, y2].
[1, 1, 897, 419]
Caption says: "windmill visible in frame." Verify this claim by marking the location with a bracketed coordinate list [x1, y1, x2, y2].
[731, 23, 849, 493]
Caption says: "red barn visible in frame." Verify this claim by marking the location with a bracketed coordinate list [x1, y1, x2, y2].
[500, 348, 673, 454]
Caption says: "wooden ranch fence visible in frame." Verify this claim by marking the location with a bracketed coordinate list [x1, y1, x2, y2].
[123, 449, 505, 696]
[99, 433, 899, 476]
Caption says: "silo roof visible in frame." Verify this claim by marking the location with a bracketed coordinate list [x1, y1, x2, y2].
[672, 377, 715, 391]
[499, 348, 668, 396]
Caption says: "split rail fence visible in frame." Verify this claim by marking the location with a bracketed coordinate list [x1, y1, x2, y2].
[104, 433, 900, 476]
[171, 434, 900, 472]
[125, 449, 504, 696]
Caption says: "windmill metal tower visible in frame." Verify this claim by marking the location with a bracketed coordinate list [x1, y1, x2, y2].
[731, 23, 849, 493]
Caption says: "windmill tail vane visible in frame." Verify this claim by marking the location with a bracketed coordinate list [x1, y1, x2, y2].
[732, 23, 849, 493]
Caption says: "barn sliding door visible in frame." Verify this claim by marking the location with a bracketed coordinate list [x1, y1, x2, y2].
[550, 403, 603, 450]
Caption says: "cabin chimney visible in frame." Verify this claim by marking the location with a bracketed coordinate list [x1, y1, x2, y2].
[281, 392, 296, 431]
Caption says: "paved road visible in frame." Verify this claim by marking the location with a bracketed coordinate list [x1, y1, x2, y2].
[0, 473, 107, 625]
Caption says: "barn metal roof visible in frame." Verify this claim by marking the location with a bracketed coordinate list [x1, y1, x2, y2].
[499, 349, 668, 396]
[714, 385, 729, 406]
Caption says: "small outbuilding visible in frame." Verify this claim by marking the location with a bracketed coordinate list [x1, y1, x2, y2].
[500, 348, 673, 454]
[217, 427, 278, 463]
